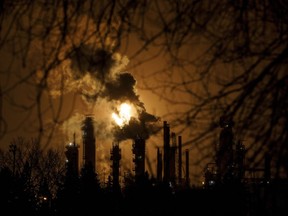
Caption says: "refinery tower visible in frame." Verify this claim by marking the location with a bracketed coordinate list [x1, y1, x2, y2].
[81, 116, 96, 171]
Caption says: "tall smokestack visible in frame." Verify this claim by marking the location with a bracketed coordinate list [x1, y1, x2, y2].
[157, 147, 162, 182]
[82, 116, 96, 171]
[163, 121, 170, 183]
[132, 137, 146, 182]
[185, 149, 190, 187]
[170, 132, 177, 184]
[216, 116, 234, 182]
[110, 141, 121, 192]
[178, 135, 182, 185]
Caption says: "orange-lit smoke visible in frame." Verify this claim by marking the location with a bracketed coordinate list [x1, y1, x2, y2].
[112, 102, 137, 128]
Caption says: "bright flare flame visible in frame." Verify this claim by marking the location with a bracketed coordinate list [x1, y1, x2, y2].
[112, 103, 133, 127]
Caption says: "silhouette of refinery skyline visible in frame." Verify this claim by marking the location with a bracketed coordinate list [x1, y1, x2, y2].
[65, 117, 191, 190]
[2, 114, 288, 216]
[65, 115, 277, 190]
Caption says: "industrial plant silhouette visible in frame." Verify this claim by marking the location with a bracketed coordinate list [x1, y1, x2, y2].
[64, 116, 271, 189]
[60, 115, 288, 216]
[65, 118, 189, 192]
[2, 115, 288, 216]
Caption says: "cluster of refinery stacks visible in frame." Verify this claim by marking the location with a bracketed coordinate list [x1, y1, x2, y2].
[64, 117, 191, 190]
[65, 115, 274, 192]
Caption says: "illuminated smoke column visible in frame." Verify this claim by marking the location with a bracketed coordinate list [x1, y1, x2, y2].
[102, 72, 161, 141]
[52, 44, 161, 141]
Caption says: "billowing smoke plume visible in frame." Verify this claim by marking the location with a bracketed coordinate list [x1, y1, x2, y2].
[102, 73, 139, 102]
[70, 45, 115, 82]
[112, 111, 160, 141]
[102, 72, 161, 140]
[54, 44, 161, 141]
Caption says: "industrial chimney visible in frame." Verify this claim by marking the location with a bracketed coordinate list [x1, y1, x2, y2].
[110, 141, 121, 192]
[185, 149, 190, 187]
[178, 135, 182, 185]
[132, 137, 146, 182]
[170, 132, 177, 184]
[82, 116, 96, 171]
[216, 116, 234, 182]
[157, 147, 163, 182]
[163, 121, 170, 183]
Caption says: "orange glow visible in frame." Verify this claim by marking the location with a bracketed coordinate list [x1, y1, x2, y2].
[112, 102, 136, 127]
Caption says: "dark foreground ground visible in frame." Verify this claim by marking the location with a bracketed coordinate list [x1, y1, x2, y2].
[2, 180, 288, 216]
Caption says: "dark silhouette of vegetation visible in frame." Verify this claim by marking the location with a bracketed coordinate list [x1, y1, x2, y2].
[0, 137, 66, 215]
